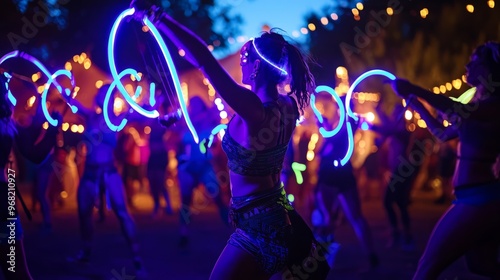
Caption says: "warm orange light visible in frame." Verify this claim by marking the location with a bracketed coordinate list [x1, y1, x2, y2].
[420, 8, 429, 18]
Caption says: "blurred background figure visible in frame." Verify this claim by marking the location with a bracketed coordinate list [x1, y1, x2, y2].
[175, 96, 229, 248]
[313, 99, 378, 269]
[434, 138, 458, 204]
[369, 102, 420, 251]
[121, 124, 148, 211]
[65, 85, 144, 276]
[146, 96, 174, 218]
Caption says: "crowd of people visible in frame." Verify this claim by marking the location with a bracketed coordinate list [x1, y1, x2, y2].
[1, 1, 500, 279]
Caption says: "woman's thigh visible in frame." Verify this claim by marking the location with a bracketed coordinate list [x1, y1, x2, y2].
[210, 243, 269, 280]
[418, 202, 500, 275]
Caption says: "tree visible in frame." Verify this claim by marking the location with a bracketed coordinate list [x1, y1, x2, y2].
[305, 0, 500, 107]
[1, 0, 243, 72]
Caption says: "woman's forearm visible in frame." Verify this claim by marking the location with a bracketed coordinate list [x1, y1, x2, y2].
[409, 84, 457, 113]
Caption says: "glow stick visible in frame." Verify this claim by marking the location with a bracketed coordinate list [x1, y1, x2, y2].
[346, 69, 396, 121]
[313, 85, 345, 138]
[291, 162, 306, 185]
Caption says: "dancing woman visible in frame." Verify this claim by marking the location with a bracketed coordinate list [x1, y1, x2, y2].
[391, 41, 500, 279]
[131, 1, 330, 279]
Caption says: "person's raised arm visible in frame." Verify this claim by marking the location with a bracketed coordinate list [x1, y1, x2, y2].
[391, 79, 458, 114]
[132, 2, 265, 123]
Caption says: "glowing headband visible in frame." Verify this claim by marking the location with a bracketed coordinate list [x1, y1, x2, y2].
[345, 69, 396, 121]
[107, 8, 199, 143]
[250, 38, 288, 76]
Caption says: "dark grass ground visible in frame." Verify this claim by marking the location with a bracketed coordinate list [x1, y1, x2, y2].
[3, 184, 490, 280]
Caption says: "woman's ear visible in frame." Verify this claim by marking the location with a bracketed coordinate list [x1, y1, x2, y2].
[253, 59, 261, 71]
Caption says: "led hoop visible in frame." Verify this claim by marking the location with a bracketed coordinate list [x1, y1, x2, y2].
[0, 51, 77, 117]
[108, 8, 159, 120]
[41, 69, 73, 126]
[251, 38, 288, 76]
[346, 69, 396, 121]
[340, 122, 354, 166]
[108, 8, 199, 143]
[312, 85, 346, 138]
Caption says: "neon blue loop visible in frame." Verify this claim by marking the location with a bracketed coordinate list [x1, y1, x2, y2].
[108, 8, 198, 143]
[313, 85, 345, 138]
[346, 69, 396, 121]
[0, 51, 75, 112]
[142, 16, 198, 143]
[340, 122, 354, 166]
[149, 82, 156, 106]
[208, 124, 227, 147]
[50, 70, 77, 112]
[103, 78, 128, 132]
[310, 94, 323, 123]
[41, 69, 73, 126]
[107, 9, 156, 120]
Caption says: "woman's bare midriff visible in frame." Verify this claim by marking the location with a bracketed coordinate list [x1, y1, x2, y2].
[230, 172, 280, 197]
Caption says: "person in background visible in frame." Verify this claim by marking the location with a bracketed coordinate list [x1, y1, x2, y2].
[1, 71, 60, 279]
[369, 103, 420, 251]
[391, 41, 500, 279]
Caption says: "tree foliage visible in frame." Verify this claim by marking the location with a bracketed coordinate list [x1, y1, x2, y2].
[1, 0, 243, 71]
[306, 0, 500, 106]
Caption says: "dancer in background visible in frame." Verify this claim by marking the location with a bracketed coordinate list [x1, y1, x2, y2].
[175, 96, 228, 247]
[66, 85, 144, 277]
[313, 104, 378, 268]
[131, 1, 330, 278]
[0, 71, 59, 279]
[391, 41, 500, 279]
[147, 95, 174, 218]
[369, 103, 420, 251]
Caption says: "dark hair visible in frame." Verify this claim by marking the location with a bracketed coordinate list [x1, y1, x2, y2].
[251, 29, 315, 113]
[469, 41, 500, 90]
[0, 73, 12, 119]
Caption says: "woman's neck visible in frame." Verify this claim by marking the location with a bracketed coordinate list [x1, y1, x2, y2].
[253, 82, 279, 103]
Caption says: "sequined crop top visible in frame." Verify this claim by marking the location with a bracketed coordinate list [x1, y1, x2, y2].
[221, 97, 298, 177]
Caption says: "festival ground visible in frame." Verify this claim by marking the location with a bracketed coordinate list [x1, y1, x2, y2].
[7, 183, 488, 280]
